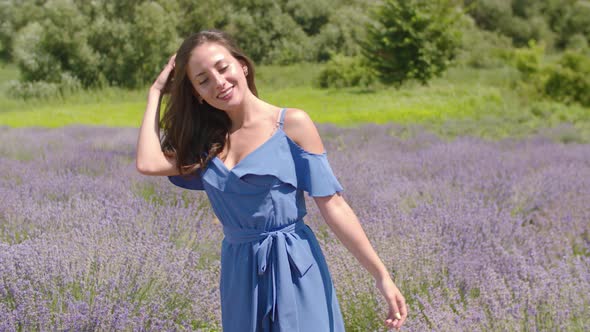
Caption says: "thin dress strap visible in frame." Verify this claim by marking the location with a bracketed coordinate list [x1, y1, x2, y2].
[277, 108, 287, 129]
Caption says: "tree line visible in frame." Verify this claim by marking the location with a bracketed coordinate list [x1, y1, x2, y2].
[1, 0, 371, 89]
[1, 0, 589, 101]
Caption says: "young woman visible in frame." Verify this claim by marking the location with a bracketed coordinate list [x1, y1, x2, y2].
[136, 30, 407, 331]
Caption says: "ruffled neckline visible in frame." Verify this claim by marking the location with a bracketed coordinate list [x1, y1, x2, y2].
[213, 127, 285, 173]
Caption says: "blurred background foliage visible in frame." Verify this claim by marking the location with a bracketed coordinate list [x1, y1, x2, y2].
[1, 0, 589, 89]
[1, 3, 588, 329]
[0, 0, 372, 90]
[0, 0, 589, 140]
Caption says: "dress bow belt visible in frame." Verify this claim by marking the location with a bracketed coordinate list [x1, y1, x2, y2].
[223, 220, 315, 331]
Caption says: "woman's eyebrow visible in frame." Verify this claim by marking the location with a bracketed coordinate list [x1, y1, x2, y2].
[194, 58, 226, 79]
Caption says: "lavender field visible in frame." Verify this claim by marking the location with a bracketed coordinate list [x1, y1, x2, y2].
[1, 124, 589, 331]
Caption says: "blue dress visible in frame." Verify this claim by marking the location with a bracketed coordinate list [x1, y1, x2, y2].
[168, 108, 346, 331]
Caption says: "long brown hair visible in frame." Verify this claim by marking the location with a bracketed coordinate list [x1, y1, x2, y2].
[160, 30, 258, 175]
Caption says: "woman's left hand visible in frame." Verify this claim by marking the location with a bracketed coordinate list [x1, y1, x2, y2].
[376, 276, 407, 330]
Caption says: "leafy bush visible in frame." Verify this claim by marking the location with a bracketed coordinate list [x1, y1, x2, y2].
[465, 0, 590, 51]
[0, 0, 46, 60]
[169, 0, 371, 65]
[6, 80, 60, 100]
[456, 16, 514, 68]
[9, 0, 177, 89]
[225, 2, 315, 65]
[12, 22, 54, 83]
[499, 41, 545, 102]
[6, 72, 81, 100]
[123, 1, 179, 85]
[316, 54, 376, 88]
[543, 51, 590, 106]
[362, 0, 463, 87]
[3, 0, 374, 88]
[565, 34, 589, 53]
[547, 0, 590, 49]
[511, 41, 545, 79]
[510, 44, 590, 107]
[464, 0, 513, 32]
[311, 5, 371, 61]
[283, 0, 334, 36]
[502, 15, 555, 48]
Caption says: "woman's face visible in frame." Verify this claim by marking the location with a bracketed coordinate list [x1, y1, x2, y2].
[186, 42, 250, 110]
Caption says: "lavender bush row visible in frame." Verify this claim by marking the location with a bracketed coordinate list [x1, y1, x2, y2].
[0, 125, 588, 331]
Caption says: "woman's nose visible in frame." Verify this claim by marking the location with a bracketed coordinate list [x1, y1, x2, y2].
[213, 72, 227, 90]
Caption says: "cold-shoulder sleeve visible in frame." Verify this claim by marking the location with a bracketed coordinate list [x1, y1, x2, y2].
[291, 144, 343, 197]
[168, 169, 205, 191]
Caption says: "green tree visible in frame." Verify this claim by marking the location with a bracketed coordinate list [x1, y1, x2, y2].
[464, 0, 590, 50]
[11, 0, 179, 89]
[312, 5, 372, 61]
[125, 1, 179, 86]
[282, 0, 334, 36]
[545, 0, 590, 49]
[464, 0, 513, 32]
[225, 1, 310, 64]
[362, 0, 463, 86]
[12, 0, 98, 85]
[174, 0, 231, 38]
[0, 0, 47, 60]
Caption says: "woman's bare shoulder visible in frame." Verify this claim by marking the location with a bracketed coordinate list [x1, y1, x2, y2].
[283, 108, 325, 154]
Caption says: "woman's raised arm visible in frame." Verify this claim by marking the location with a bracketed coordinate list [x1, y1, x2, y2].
[136, 55, 180, 176]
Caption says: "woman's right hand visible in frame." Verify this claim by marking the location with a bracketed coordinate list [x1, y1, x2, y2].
[150, 54, 176, 95]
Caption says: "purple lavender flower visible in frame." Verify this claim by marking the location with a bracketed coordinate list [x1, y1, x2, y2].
[0, 125, 588, 331]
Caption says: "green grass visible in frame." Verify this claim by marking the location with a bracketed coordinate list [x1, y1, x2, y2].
[262, 84, 502, 125]
[1, 61, 589, 142]
[0, 63, 504, 126]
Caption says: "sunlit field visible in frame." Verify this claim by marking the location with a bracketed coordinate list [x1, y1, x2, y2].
[2, 62, 588, 143]
[2, 0, 590, 330]
[1, 125, 588, 331]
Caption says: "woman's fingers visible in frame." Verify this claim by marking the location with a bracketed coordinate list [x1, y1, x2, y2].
[384, 293, 407, 330]
[164, 54, 176, 72]
[391, 300, 401, 326]
[376, 277, 407, 330]
[392, 294, 407, 330]
[162, 54, 176, 77]
[385, 306, 401, 330]
[397, 295, 408, 328]
[152, 54, 177, 93]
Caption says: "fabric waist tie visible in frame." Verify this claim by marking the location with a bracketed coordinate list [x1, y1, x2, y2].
[223, 219, 315, 331]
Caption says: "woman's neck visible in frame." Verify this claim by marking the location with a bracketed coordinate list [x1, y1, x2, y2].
[224, 93, 276, 131]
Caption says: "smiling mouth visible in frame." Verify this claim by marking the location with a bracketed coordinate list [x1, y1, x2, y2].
[217, 86, 234, 99]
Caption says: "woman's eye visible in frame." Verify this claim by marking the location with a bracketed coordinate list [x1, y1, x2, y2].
[219, 65, 229, 73]
[199, 78, 208, 85]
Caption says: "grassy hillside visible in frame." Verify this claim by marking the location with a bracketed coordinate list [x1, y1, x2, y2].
[1, 61, 588, 142]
